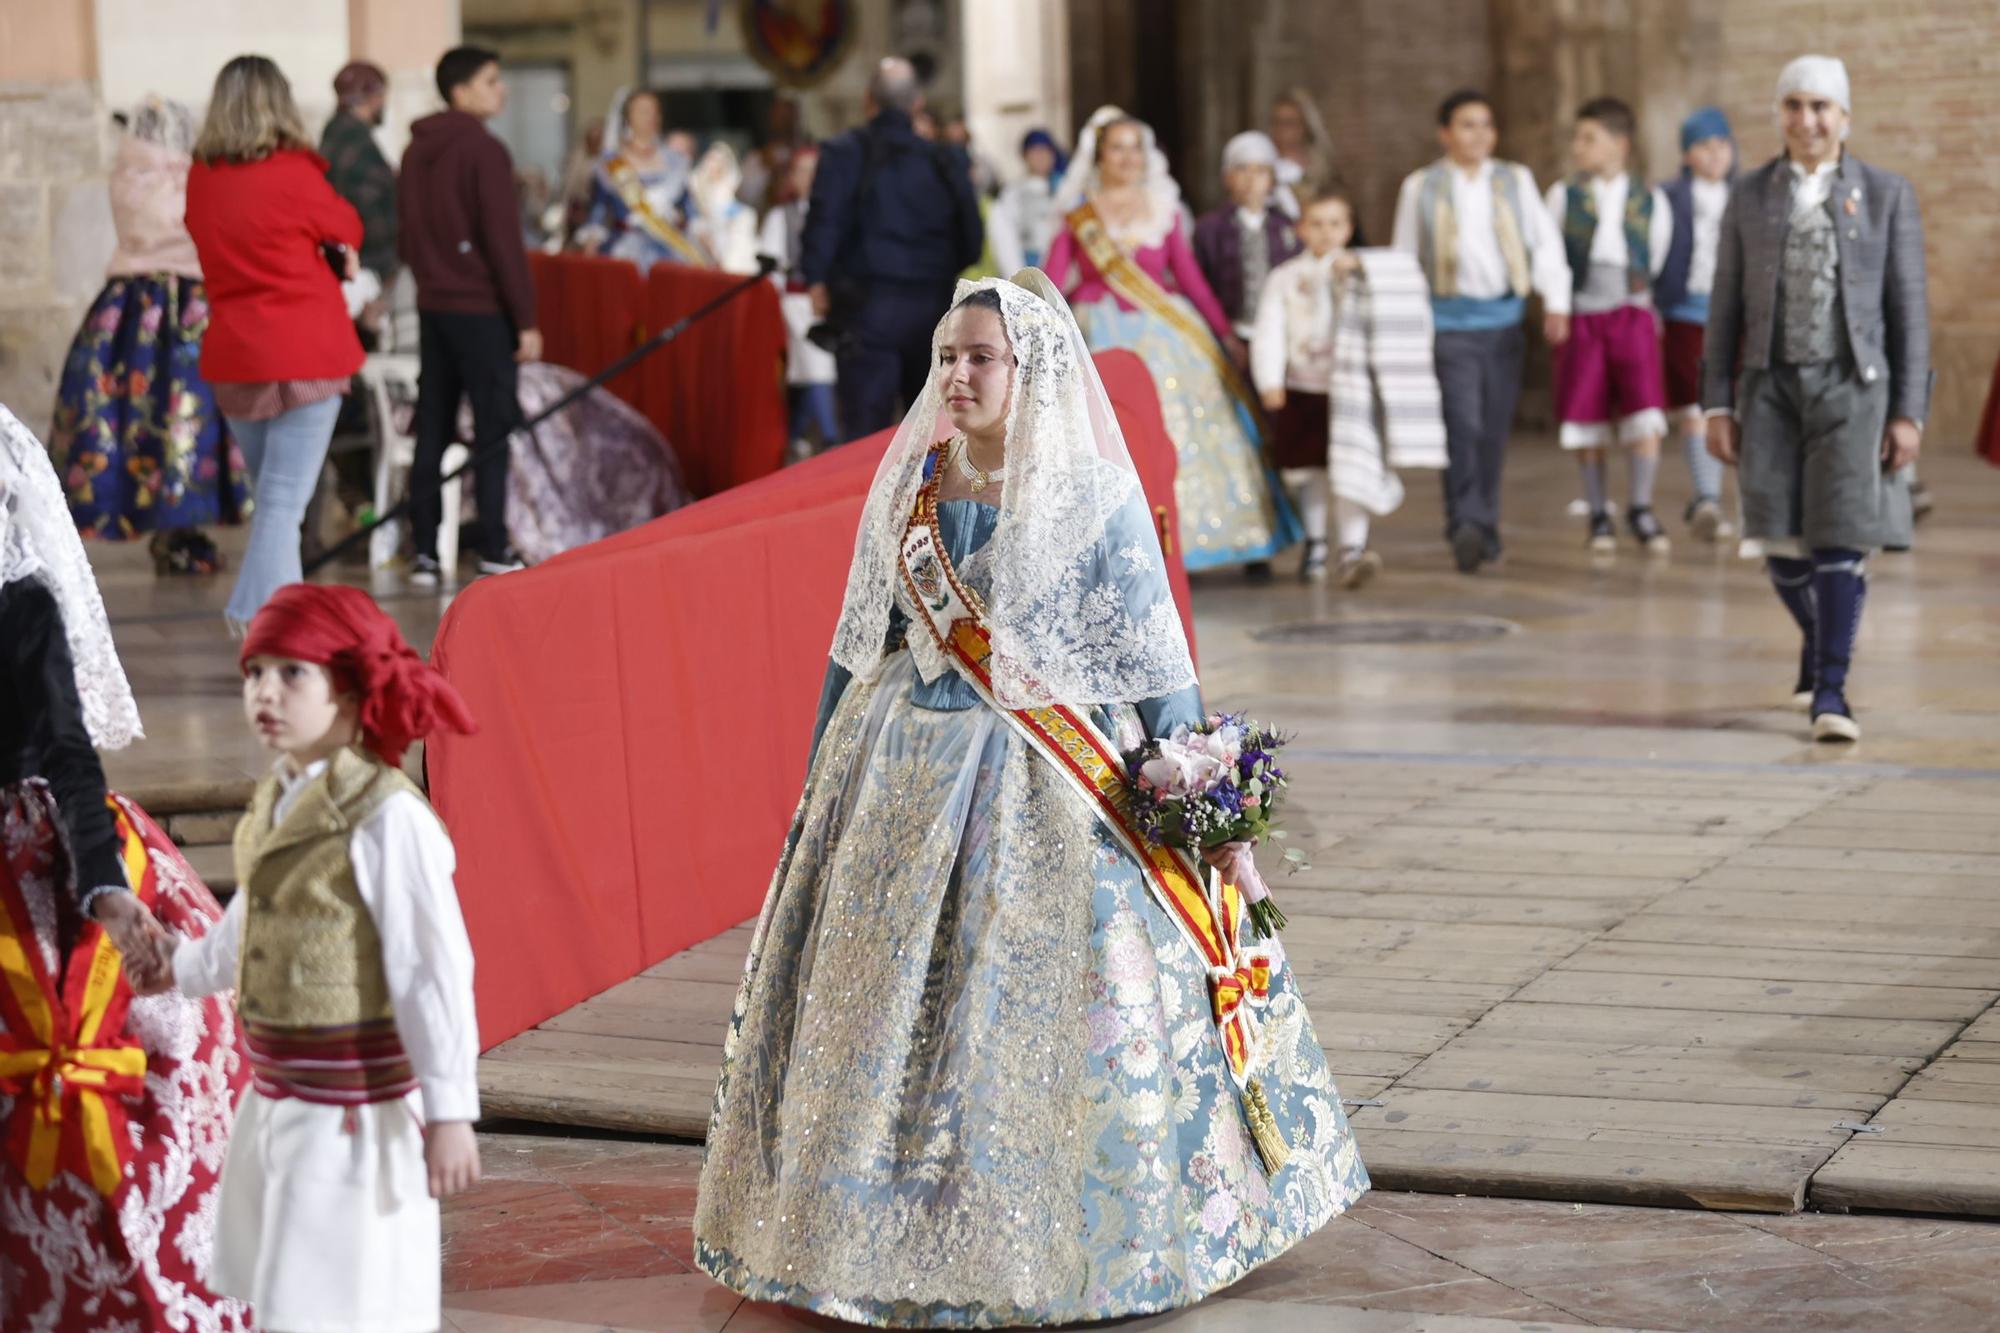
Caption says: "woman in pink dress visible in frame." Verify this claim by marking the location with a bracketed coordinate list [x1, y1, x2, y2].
[1044, 106, 1297, 572]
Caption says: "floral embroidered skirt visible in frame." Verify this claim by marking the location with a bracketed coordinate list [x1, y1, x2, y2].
[1071, 296, 1299, 571]
[694, 654, 1368, 1327]
[0, 782, 251, 1332]
[53, 274, 247, 539]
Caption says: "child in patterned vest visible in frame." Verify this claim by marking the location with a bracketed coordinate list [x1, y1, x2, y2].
[147, 582, 481, 1333]
[1541, 97, 1674, 555]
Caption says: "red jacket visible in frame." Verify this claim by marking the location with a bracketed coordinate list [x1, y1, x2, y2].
[186, 148, 364, 383]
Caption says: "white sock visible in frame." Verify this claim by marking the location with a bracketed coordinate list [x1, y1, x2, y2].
[1285, 467, 1331, 543]
[1333, 494, 1370, 551]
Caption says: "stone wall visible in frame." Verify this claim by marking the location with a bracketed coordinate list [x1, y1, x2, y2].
[1069, 0, 1998, 443]
[0, 80, 114, 440]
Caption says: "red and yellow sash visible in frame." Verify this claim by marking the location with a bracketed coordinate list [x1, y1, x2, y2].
[1065, 201, 1262, 422]
[897, 454, 1273, 1086]
[0, 796, 153, 1196]
[607, 153, 714, 267]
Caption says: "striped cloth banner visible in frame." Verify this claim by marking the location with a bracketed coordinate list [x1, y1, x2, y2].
[243, 1017, 416, 1106]
[1328, 249, 1447, 516]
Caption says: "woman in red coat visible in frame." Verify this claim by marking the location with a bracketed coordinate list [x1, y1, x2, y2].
[186, 55, 364, 630]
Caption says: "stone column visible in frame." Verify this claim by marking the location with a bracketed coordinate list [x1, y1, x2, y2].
[0, 0, 113, 436]
[349, 0, 462, 160]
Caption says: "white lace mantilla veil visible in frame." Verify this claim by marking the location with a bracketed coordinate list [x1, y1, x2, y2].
[0, 404, 142, 750]
[1047, 104, 1185, 252]
[827, 269, 1197, 710]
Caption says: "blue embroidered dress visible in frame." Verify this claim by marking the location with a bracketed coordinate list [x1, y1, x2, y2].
[694, 494, 1368, 1328]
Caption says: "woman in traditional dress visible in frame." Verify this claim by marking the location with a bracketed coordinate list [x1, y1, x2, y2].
[0, 403, 250, 1332]
[576, 89, 705, 272]
[694, 272, 1368, 1328]
[1268, 88, 1339, 221]
[1044, 108, 1297, 573]
[686, 142, 762, 274]
[53, 96, 244, 571]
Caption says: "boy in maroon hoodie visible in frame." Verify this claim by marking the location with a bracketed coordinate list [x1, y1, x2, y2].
[397, 45, 539, 584]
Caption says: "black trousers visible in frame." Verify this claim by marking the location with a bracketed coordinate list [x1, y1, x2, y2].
[834, 280, 955, 441]
[413, 310, 520, 562]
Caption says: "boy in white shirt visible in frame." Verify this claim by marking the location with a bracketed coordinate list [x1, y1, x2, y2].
[1391, 89, 1572, 574]
[1543, 96, 1674, 554]
[1253, 191, 1366, 584]
[140, 582, 483, 1333]
[1654, 107, 1737, 542]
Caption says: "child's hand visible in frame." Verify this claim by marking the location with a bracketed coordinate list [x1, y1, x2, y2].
[96, 892, 175, 993]
[1332, 252, 1361, 278]
[1260, 387, 1287, 412]
[425, 1121, 482, 1199]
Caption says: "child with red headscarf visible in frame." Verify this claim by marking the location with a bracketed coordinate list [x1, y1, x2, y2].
[138, 582, 481, 1333]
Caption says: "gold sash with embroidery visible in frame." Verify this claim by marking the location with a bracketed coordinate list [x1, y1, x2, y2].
[606, 154, 713, 267]
[1065, 201, 1262, 421]
[895, 450, 1292, 1177]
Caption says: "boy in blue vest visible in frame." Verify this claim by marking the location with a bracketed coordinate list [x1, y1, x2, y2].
[1391, 89, 1572, 574]
[1542, 97, 1674, 554]
[1655, 107, 1737, 542]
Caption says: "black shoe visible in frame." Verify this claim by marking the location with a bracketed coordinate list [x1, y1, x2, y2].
[1299, 540, 1329, 582]
[1244, 560, 1275, 583]
[1811, 690, 1860, 742]
[1482, 530, 1504, 564]
[478, 549, 526, 577]
[409, 554, 442, 588]
[1451, 525, 1485, 573]
[1627, 505, 1670, 554]
[1587, 511, 1617, 553]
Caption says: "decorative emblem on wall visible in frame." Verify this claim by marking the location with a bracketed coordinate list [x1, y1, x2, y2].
[740, 0, 856, 89]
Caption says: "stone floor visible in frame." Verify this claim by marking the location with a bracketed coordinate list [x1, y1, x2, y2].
[442, 1133, 2000, 1332]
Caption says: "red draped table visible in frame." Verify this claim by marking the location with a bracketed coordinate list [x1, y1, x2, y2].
[430, 351, 1195, 1046]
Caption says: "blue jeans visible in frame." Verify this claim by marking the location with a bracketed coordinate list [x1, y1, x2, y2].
[789, 383, 838, 447]
[223, 395, 341, 630]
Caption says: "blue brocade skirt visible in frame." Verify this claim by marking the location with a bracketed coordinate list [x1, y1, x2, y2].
[694, 652, 1368, 1327]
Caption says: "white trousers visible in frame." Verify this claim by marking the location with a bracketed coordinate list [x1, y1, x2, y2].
[212, 1088, 440, 1333]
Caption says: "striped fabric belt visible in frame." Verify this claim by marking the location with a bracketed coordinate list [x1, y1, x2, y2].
[242, 1017, 417, 1105]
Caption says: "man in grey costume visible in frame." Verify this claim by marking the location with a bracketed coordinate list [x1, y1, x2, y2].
[1704, 54, 1928, 744]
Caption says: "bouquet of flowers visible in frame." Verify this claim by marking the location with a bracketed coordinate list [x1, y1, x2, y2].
[1125, 713, 1298, 939]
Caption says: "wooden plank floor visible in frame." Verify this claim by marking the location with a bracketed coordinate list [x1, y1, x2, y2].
[479, 444, 2000, 1214]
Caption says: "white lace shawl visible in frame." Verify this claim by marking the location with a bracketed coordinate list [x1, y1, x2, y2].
[0, 404, 143, 750]
[1050, 105, 1186, 252]
[827, 271, 1196, 710]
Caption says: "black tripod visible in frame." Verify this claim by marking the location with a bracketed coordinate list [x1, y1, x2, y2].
[306, 256, 778, 577]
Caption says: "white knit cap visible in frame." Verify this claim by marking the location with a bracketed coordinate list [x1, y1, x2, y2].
[1775, 55, 1851, 113]
[1221, 130, 1279, 175]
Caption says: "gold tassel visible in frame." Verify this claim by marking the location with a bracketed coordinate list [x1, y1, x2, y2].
[1244, 1079, 1290, 1174]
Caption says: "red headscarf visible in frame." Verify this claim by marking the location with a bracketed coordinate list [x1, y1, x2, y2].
[240, 585, 477, 764]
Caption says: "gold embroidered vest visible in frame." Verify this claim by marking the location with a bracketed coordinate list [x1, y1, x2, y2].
[232, 747, 420, 1029]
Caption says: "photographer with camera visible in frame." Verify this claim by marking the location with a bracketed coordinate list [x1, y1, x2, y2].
[802, 57, 984, 439]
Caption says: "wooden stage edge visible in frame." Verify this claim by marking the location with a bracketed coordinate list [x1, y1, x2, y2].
[479, 757, 2000, 1218]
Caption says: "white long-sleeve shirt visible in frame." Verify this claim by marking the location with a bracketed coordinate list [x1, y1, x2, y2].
[175, 759, 481, 1125]
[1685, 176, 1731, 298]
[1391, 158, 1573, 314]
[1540, 174, 1674, 279]
[1251, 249, 1340, 395]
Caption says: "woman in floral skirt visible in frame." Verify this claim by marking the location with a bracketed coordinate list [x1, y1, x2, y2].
[53, 96, 243, 571]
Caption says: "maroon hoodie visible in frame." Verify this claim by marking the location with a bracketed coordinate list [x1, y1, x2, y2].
[397, 110, 536, 329]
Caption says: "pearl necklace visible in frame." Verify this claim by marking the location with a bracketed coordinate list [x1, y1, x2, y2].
[952, 436, 1007, 492]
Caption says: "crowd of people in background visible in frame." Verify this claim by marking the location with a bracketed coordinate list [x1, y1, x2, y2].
[36, 44, 1931, 743]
